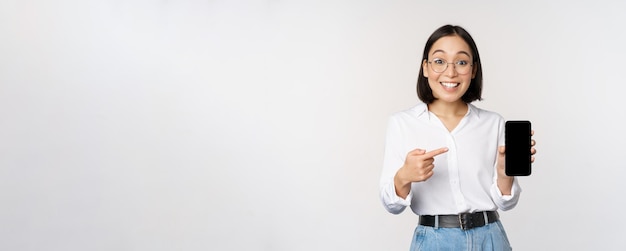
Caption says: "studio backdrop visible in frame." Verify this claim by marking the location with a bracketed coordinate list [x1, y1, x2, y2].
[1, 1, 625, 250]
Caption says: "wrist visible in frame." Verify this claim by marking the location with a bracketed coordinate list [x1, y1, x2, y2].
[497, 175, 514, 181]
[393, 168, 412, 199]
[497, 175, 514, 194]
[394, 170, 411, 188]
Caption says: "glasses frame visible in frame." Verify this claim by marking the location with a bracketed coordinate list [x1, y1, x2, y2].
[427, 59, 474, 74]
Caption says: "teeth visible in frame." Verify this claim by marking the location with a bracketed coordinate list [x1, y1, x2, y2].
[441, 82, 459, 88]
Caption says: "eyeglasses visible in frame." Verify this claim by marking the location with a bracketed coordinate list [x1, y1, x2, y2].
[427, 58, 473, 74]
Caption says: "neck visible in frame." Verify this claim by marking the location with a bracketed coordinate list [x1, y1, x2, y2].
[428, 100, 468, 117]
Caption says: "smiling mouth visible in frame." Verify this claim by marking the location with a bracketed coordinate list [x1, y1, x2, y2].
[440, 82, 460, 88]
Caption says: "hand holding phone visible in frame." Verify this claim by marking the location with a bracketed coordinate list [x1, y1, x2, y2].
[505, 121, 532, 176]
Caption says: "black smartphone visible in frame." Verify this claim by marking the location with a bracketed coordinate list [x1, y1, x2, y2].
[505, 120, 532, 176]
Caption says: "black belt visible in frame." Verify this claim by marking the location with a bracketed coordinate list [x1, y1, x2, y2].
[419, 211, 499, 230]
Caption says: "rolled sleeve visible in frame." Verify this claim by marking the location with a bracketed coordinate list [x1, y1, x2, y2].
[380, 178, 412, 214]
[490, 178, 522, 211]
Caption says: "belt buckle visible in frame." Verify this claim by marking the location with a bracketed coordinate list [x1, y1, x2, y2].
[458, 213, 474, 230]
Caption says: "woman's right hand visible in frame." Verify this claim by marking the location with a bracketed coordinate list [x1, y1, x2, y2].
[393, 147, 448, 198]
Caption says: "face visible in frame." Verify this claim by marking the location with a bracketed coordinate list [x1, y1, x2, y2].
[422, 35, 477, 104]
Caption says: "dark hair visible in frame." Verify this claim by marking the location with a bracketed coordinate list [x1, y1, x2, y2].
[417, 25, 483, 104]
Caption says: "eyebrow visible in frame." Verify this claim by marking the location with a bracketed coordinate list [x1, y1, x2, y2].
[431, 49, 472, 58]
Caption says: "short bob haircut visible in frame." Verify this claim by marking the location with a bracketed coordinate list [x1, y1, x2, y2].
[417, 25, 483, 104]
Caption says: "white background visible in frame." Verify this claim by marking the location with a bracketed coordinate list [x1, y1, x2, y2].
[1, 1, 625, 250]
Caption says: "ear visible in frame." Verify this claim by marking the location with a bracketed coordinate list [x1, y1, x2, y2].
[422, 60, 429, 77]
[471, 63, 478, 79]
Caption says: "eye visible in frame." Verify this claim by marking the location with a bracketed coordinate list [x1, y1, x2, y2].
[432, 58, 445, 65]
[456, 60, 470, 66]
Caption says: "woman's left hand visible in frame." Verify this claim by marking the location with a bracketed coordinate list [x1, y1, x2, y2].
[496, 130, 537, 178]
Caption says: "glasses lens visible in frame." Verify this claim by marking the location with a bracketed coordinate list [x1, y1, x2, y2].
[455, 61, 471, 74]
[431, 59, 447, 73]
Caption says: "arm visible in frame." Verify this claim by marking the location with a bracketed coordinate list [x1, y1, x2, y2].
[496, 146, 515, 196]
[490, 119, 521, 210]
[380, 117, 411, 214]
[380, 117, 448, 214]
[490, 149, 522, 211]
[491, 131, 537, 210]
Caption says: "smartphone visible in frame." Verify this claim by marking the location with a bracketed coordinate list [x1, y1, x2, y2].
[505, 120, 532, 176]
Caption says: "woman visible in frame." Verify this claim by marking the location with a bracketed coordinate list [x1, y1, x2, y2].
[379, 24, 536, 250]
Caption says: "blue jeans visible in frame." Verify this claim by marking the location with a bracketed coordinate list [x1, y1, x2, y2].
[410, 220, 512, 251]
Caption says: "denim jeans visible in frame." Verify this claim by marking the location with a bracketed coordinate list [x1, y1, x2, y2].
[410, 220, 512, 251]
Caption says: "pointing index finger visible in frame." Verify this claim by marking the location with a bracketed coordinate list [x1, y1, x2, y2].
[424, 147, 449, 158]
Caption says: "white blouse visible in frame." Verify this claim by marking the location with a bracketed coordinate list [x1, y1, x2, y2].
[379, 103, 521, 216]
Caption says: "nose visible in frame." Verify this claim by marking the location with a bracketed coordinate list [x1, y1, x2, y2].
[444, 63, 458, 76]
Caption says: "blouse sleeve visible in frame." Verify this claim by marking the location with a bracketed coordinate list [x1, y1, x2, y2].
[489, 116, 522, 211]
[490, 178, 521, 211]
[379, 116, 412, 214]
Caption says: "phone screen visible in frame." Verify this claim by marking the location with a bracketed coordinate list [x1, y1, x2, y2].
[505, 121, 531, 176]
